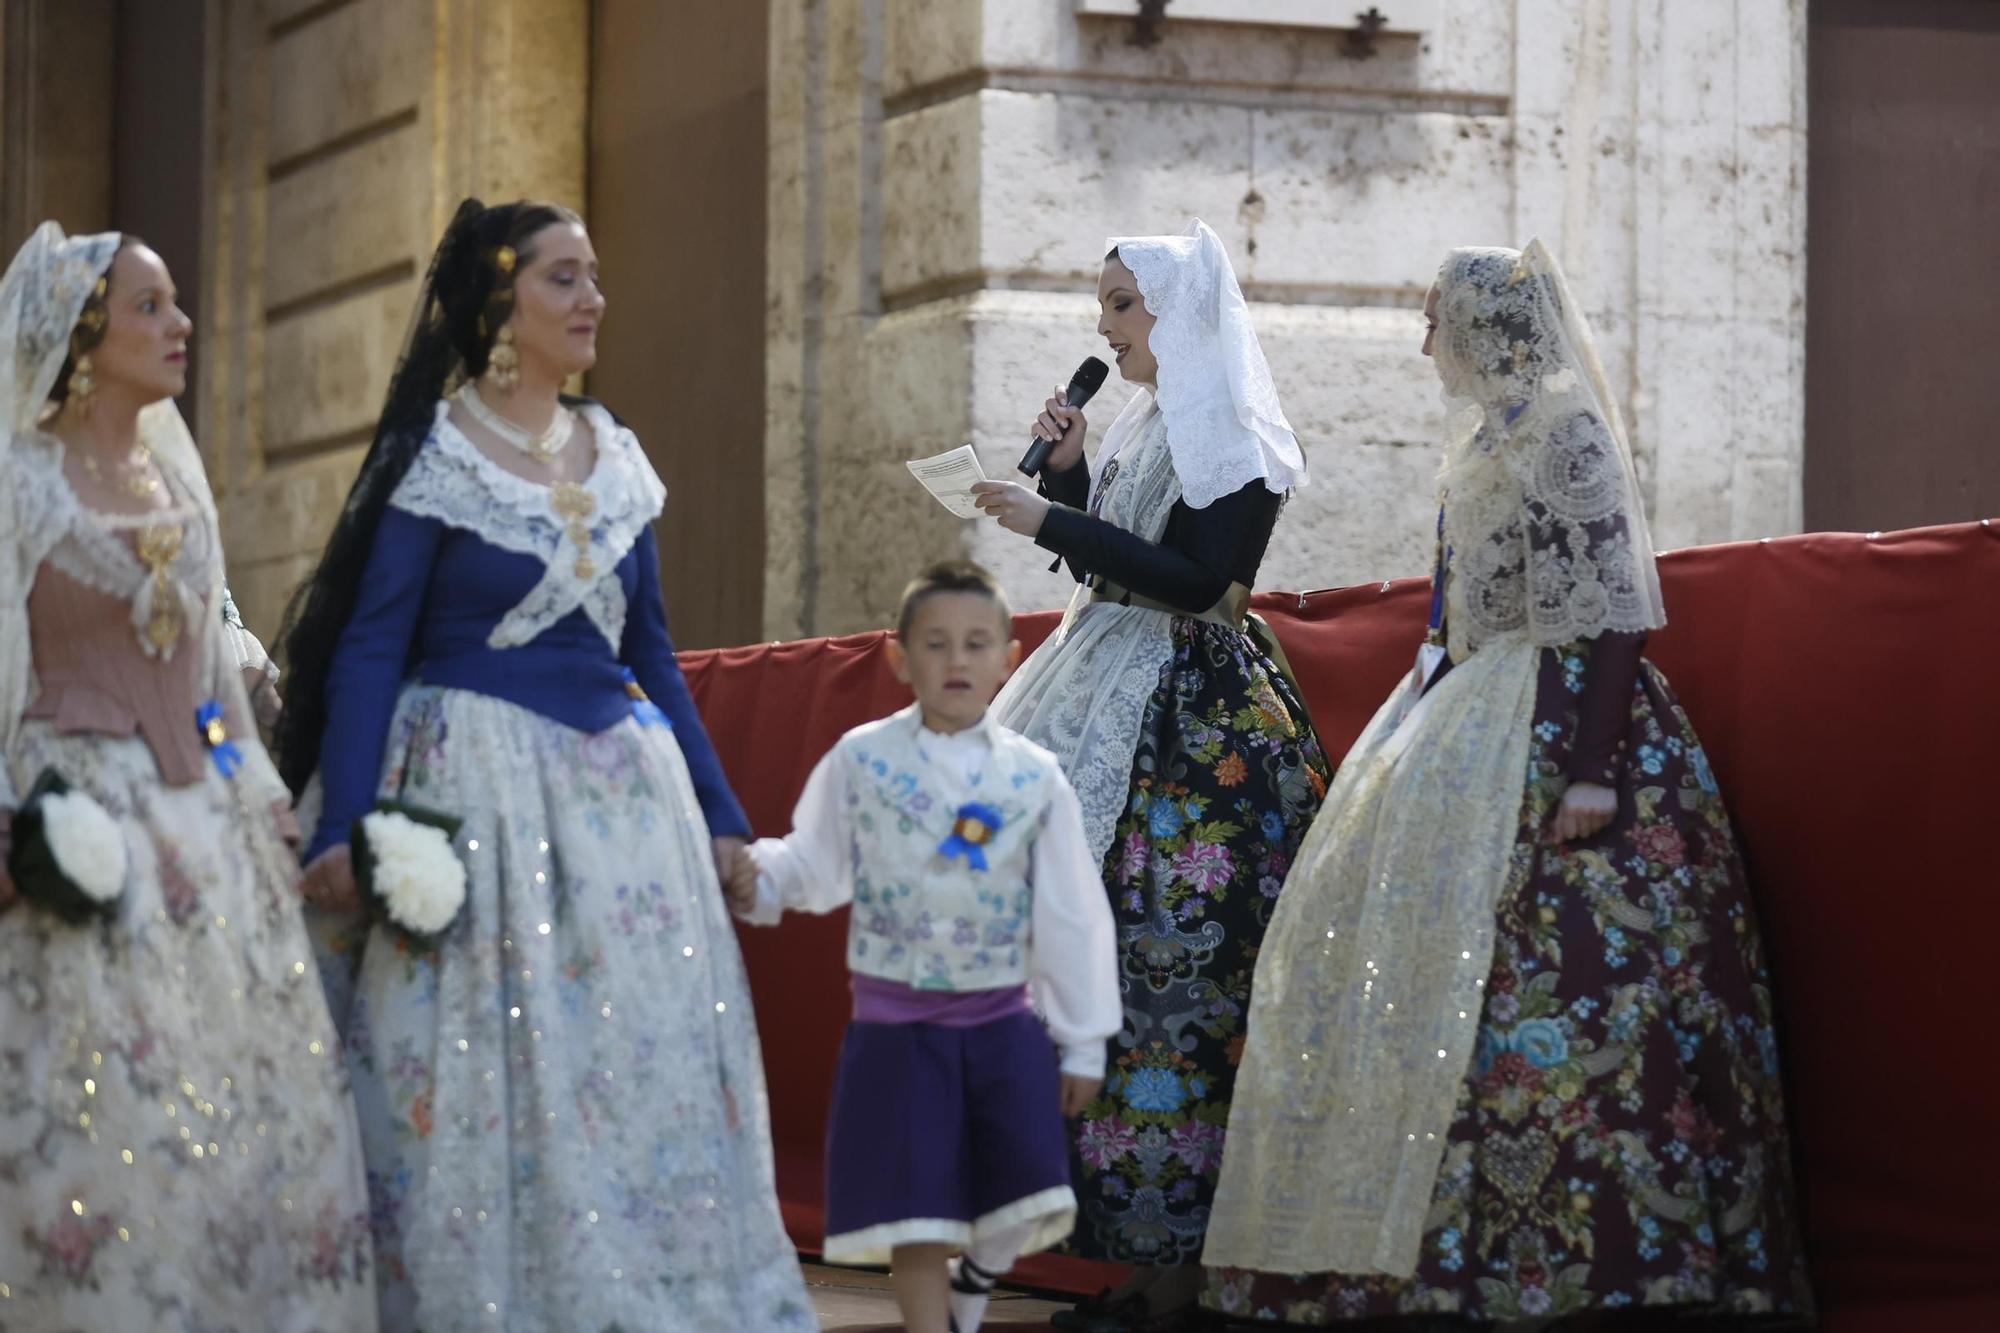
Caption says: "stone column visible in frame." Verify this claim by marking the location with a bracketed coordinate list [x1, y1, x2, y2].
[199, 0, 588, 640]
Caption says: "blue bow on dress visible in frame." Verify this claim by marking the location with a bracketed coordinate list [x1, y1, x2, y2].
[621, 668, 671, 728]
[938, 801, 1005, 871]
[196, 699, 243, 778]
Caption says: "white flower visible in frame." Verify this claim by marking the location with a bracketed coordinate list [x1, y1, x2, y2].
[362, 811, 467, 936]
[41, 791, 128, 904]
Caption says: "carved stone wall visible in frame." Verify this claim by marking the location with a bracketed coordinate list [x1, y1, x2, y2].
[767, 0, 1809, 635]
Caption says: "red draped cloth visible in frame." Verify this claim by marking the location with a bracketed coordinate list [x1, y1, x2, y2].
[681, 521, 2000, 1331]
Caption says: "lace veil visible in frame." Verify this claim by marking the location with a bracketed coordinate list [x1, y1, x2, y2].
[1433, 239, 1665, 659]
[2, 222, 120, 769]
[1108, 219, 1307, 508]
[1, 222, 260, 799]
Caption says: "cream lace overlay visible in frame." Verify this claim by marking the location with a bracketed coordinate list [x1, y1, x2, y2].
[388, 398, 667, 652]
[994, 402, 1183, 867]
[1204, 634, 1540, 1276]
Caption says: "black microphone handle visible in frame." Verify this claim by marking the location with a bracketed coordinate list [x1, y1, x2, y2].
[1018, 389, 1084, 477]
[1019, 435, 1056, 478]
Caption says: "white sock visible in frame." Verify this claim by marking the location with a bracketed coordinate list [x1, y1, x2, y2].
[948, 1220, 1037, 1333]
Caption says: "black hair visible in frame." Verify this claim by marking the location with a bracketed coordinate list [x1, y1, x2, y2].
[48, 235, 144, 407]
[272, 197, 582, 796]
[894, 560, 1012, 639]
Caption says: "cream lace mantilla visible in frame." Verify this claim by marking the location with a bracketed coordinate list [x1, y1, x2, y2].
[994, 401, 1183, 866]
[1432, 241, 1665, 659]
[388, 398, 667, 652]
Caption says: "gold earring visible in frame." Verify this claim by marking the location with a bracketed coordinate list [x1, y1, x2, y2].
[485, 325, 519, 391]
[68, 354, 97, 418]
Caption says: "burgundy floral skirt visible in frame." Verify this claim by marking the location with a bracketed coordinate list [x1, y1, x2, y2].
[1206, 643, 1813, 1324]
[1067, 619, 1330, 1265]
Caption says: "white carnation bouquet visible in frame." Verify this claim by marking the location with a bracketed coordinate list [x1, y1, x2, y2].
[6, 770, 128, 923]
[352, 800, 467, 943]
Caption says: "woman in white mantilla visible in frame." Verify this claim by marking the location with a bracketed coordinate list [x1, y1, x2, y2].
[273, 199, 812, 1332]
[972, 219, 1330, 1331]
[1204, 242, 1812, 1326]
[0, 223, 377, 1329]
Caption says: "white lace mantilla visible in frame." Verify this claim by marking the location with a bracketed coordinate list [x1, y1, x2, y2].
[994, 403, 1182, 866]
[389, 399, 667, 652]
[1109, 219, 1306, 508]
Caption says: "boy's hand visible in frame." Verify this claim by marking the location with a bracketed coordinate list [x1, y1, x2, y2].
[718, 839, 760, 915]
[1060, 1073, 1103, 1118]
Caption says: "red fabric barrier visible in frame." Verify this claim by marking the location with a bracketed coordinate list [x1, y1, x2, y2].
[683, 520, 2000, 1329]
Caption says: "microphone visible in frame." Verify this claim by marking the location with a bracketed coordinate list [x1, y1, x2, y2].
[1018, 356, 1111, 477]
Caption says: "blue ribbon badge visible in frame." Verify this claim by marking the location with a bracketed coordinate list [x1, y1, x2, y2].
[621, 668, 671, 729]
[196, 699, 243, 778]
[938, 801, 1005, 871]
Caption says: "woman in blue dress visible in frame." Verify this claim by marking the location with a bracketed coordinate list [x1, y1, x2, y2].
[273, 198, 812, 1332]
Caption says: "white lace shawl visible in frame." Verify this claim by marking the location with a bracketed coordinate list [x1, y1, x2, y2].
[1433, 240, 1666, 659]
[386, 398, 667, 653]
[993, 403, 1183, 866]
[1110, 219, 1307, 508]
[27, 435, 212, 662]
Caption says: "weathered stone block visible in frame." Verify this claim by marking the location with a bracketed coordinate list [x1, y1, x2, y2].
[884, 0, 983, 102]
[975, 90, 1253, 280]
[265, 123, 428, 310]
[262, 278, 417, 453]
[267, 0, 427, 166]
[881, 96, 984, 302]
[1250, 108, 1513, 289]
[222, 444, 371, 570]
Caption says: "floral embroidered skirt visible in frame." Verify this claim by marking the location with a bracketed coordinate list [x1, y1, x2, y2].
[1, 723, 377, 1331]
[312, 686, 812, 1332]
[1067, 620, 1329, 1265]
[1205, 646, 1814, 1323]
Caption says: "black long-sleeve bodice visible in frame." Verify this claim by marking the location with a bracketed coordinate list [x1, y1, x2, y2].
[1032, 456, 1282, 614]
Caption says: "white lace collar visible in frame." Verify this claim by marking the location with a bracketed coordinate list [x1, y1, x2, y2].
[16, 430, 212, 659]
[387, 398, 667, 652]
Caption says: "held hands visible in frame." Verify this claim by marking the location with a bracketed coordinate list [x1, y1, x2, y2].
[714, 836, 759, 915]
[240, 666, 283, 731]
[301, 843, 361, 912]
[1552, 781, 1618, 843]
[1060, 1073, 1103, 1119]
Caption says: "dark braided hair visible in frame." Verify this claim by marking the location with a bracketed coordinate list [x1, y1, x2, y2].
[273, 197, 581, 796]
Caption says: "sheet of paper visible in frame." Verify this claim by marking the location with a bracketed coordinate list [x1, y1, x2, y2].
[905, 444, 989, 519]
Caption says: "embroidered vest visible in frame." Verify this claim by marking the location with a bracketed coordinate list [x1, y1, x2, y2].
[838, 708, 1060, 992]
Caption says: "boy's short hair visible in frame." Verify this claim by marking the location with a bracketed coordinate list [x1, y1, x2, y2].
[895, 560, 1013, 639]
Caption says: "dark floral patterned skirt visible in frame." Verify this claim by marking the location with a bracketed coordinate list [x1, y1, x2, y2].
[1205, 642, 1813, 1324]
[1067, 619, 1330, 1265]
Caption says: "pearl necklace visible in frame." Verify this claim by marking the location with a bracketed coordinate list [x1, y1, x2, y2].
[456, 384, 573, 464]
